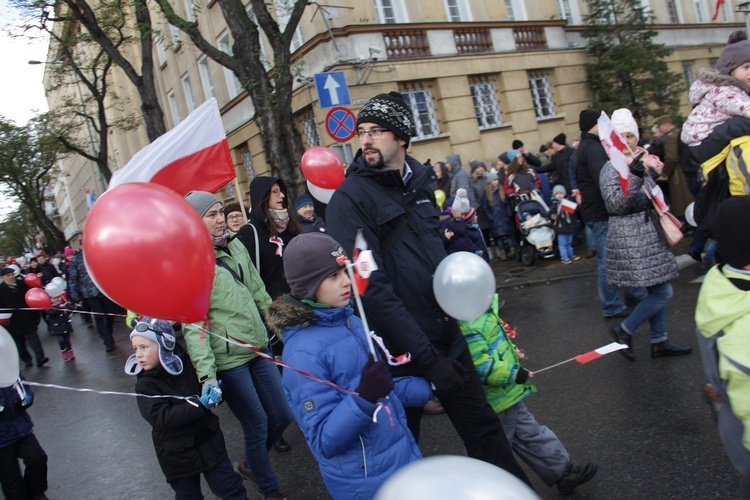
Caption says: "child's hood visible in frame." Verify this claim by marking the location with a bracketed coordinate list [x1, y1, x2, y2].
[691, 67, 750, 106]
[266, 294, 320, 335]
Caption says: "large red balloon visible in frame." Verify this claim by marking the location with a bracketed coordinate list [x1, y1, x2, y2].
[25, 288, 51, 310]
[301, 146, 345, 189]
[23, 273, 41, 288]
[83, 183, 215, 323]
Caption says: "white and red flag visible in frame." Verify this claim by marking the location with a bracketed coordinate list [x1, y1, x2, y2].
[597, 111, 632, 195]
[574, 342, 628, 365]
[560, 198, 577, 214]
[711, 0, 726, 21]
[108, 98, 235, 196]
[351, 229, 378, 294]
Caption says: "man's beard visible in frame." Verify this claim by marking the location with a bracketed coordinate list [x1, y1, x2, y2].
[363, 149, 385, 169]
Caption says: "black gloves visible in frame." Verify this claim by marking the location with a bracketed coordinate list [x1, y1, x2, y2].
[356, 355, 394, 403]
[629, 152, 646, 178]
[423, 355, 470, 393]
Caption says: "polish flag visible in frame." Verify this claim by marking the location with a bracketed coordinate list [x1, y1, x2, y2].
[574, 342, 628, 364]
[351, 229, 378, 295]
[108, 98, 235, 196]
[597, 111, 631, 195]
[650, 184, 669, 212]
[711, 0, 725, 21]
[560, 198, 577, 214]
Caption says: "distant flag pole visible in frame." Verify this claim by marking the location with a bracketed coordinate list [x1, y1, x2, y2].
[533, 342, 628, 375]
[108, 98, 235, 196]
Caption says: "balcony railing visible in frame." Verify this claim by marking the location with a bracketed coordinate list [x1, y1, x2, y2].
[512, 26, 547, 50]
[454, 28, 492, 54]
[384, 30, 431, 59]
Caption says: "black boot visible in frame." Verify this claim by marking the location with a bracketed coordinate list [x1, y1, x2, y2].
[651, 340, 692, 358]
[274, 436, 292, 452]
[610, 325, 634, 361]
[557, 462, 598, 495]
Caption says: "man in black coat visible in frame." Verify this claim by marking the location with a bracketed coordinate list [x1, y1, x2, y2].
[0, 267, 47, 368]
[326, 91, 532, 487]
[576, 110, 645, 318]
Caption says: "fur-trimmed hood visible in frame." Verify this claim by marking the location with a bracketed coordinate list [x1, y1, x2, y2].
[691, 68, 750, 106]
[266, 294, 320, 333]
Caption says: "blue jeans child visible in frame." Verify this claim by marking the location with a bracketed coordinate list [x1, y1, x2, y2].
[558, 233, 574, 262]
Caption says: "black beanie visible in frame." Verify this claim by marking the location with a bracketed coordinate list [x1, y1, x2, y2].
[283, 233, 349, 300]
[553, 133, 567, 146]
[356, 91, 414, 145]
[512, 139, 523, 150]
[712, 196, 750, 269]
[579, 109, 600, 133]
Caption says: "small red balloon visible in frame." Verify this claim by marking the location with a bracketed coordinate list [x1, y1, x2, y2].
[83, 183, 215, 323]
[25, 288, 51, 310]
[301, 146, 345, 190]
[23, 273, 41, 288]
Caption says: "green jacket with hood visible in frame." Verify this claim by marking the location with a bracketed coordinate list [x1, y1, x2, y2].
[183, 237, 272, 381]
[696, 264, 750, 451]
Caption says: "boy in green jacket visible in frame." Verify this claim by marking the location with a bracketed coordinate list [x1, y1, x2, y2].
[458, 294, 597, 495]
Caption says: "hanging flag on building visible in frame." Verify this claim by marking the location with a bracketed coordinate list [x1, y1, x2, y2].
[107, 98, 235, 196]
[711, 0, 726, 21]
[84, 188, 98, 210]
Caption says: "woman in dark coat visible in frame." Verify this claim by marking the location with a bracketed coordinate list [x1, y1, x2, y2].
[482, 173, 517, 260]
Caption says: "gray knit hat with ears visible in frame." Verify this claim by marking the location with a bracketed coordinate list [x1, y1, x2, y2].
[717, 31, 750, 75]
[184, 191, 221, 217]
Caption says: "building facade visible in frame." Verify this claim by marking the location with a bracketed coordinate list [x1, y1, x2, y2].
[46, 0, 744, 244]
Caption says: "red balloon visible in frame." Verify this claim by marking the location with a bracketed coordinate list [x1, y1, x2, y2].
[83, 183, 215, 323]
[23, 273, 41, 288]
[300, 146, 345, 189]
[25, 288, 51, 310]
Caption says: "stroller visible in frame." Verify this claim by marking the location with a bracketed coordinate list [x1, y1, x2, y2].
[513, 192, 556, 266]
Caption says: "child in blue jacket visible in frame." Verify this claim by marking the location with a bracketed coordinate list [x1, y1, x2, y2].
[269, 232, 432, 499]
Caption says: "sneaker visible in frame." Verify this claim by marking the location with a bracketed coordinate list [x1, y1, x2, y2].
[263, 489, 288, 500]
[603, 308, 631, 319]
[562, 259, 572, 265]
[610, 325, 635, 361]
[571, 255, 581, 261]
[651, 340, 692, 358]
[236, 462, 262, 493]
[585, 248, 597, 259]
[36, 357, 49, 367]
[273, 437, 292, 453]
[67, 349, 75, 360]
[61, 350, 70, 361]
[557, 462, 597, 495]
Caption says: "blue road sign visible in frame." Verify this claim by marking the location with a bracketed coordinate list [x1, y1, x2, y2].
[315, 72, 351, 108]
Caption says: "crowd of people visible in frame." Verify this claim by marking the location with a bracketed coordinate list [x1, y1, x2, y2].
[4, 32, 750, 500]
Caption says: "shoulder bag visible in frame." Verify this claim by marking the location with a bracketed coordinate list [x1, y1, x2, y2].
[642, 185, 683, 247]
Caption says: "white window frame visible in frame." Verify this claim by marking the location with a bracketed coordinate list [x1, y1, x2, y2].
[183, 0, 196, 22]
[182, 74, 196, 112]
[444, 0, 471, 22]
[717, 0, 733, 22]
[218, 34, 242, 99]
[694, 0, 706, 23]
[373, 0, 408, 24]
[154, 33, 167, 66]
[401, 86, 440, 140]
[275, 0, 304, 52]
[241, 146, 256, 182]
[470, 77, 502, 130]
[528, 73, 557, 120]
[302, 110, 320, 147]
[225, 181, 235, 198]
[168, 91, 181, 125]
[198, 57, 215, 100]
[557, 0, 581, 24]
[665, 0, 681, 23]
[170, 24, 182, 49]
[505, 0, 527, 21]
[683, 63, 695, 91]
[330, 143, 354, 166]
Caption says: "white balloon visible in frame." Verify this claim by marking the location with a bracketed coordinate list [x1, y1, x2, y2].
[433, 252, 496, 321]
[0, 326, 20, 387]
[307, 180, 335, 204]
[45, 281, 64, 298]
[685, 202, 696, 227]
[8, 264, 20, 276]
[51, 276, 65, 288]
[375, 455, 538, 500]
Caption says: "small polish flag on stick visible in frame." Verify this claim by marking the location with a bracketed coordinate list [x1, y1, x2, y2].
[534, 342, 628, 374]
[108, 98, 235, 196]
[597, 111, 632, 196]
[560, 198, 577, 214]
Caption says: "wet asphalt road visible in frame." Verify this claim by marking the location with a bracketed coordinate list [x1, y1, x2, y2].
[13, 240, 739, 499]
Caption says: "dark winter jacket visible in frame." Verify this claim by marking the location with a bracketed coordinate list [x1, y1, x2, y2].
[1, 277, 41, 333]
[326, 152, 469, 376]
[237, 176, 298, 299]
[68, 251, 102, 301]
[482, 189, 515, 238]
[550, 145, 576, 192]
[576, 132, 611, 222]
[296, 212, 327, 234]
[549, 200, 579, 235]
[38, 263, 59, 286]
[0, 380, 34, 449]
[45, 304, 73, 336]
[439, 215, 481, 255]
[134, 347, 228, 483]
[268, 295, 429, 499]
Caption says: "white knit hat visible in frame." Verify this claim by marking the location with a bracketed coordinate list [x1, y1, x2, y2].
[452, 188, 471, 213]
[611, 108, 639, 141]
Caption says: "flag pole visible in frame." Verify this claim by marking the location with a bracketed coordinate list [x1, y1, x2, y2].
[532, 356, 576, 375]
[233, 177, 247, 220]
[345, 262, 377, 357]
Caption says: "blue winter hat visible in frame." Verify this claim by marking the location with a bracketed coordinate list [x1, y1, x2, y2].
[295, 193, 314, 211]
[506, 149, 520, 162]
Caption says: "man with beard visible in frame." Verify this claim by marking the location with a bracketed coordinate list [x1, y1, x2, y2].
[326, 91, 532, 488]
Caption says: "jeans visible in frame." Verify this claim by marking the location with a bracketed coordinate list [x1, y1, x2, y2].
[621, 282, 673, 343]
[169, 456, 247, 500]
[558, 233, 574, 261]
[218, 356, 292, 495]
[586, 221, 646, 316]
[0, 433, 48, 499]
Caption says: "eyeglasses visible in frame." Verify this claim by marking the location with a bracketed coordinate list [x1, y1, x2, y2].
[356, 128, 389, 140]
[227, 214, 244, 221]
